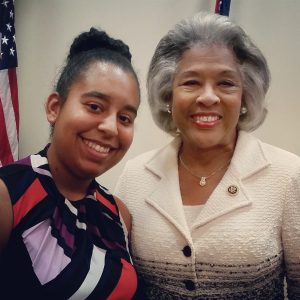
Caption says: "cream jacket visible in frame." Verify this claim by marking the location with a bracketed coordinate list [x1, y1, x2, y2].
[115, 131, 300, 299]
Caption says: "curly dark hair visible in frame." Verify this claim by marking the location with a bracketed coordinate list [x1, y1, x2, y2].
[55, 27, 139, 101]
[68, 27, 132, 61]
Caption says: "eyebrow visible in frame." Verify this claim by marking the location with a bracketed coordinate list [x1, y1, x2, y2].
[82, 91, 111, 101]
[219, 69, 240, 77]
[82, 91, 138, 116]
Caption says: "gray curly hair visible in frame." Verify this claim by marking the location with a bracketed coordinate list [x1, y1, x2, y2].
[147, 12, 270, 135]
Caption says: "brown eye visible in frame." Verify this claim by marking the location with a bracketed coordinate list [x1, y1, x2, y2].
[90, 104, 99, 110]
[119, 114, 133, 125]
[183, 80, 198, 86]
[88, 103, 102, 112]
[219, 80, 235, 87]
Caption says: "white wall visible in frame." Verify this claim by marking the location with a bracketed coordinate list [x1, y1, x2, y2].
[15, 0, 300, 191]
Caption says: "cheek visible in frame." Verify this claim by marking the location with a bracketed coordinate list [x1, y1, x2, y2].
[227, 94, 242, 111]
[172, 99, 188, 121]
[172, 88, 196, 111]
[224, 102, 242, 125]
[173, 89, 192, 102]
[120, 128, 134, 148]
[172, 98, 186, 115]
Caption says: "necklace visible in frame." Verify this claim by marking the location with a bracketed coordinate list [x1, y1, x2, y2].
[179, 155, 231, 187]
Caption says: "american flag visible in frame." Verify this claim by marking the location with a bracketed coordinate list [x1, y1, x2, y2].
[215, 0, 231, 16]
[0, 0, 19, 166]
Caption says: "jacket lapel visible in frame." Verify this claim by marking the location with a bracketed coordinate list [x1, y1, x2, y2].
[193, 131, 271, 229]
[143, 132, 270, 236]
[145, 137, 191, 239]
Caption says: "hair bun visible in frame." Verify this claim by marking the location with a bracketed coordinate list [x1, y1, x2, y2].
[68, 27, 132, 61]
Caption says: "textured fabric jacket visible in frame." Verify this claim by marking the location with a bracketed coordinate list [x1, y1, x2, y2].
[115, 131, 300, 299]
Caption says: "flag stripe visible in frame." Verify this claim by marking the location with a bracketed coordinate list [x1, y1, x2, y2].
[0, 93, 13, 165]
[0, 69, 19, 161]
[215, 0, 221, 13]
[8, 68, 19, 133]
[0, 0, 19, 166]
[215, 0, 231, 16]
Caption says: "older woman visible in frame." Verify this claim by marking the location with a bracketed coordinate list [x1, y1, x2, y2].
[115, 12, 300, 299]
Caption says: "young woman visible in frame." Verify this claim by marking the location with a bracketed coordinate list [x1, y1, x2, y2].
[0, 28, 140, 299]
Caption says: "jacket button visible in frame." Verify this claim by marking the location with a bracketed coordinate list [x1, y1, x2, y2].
[184, 280, 195, 291]
[182, 245, 192, 257]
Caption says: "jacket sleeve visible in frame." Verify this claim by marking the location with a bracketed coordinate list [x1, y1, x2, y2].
[282, 167, 300, 299]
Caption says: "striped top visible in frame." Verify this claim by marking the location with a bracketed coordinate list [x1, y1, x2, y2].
[0, 146, 138, 299]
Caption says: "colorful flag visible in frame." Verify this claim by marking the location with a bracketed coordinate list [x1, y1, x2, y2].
[215, 0, 231, 16]
[0, 0, 19, 166]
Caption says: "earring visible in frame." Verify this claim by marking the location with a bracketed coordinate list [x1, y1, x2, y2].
[240, 106, 247, 115]
[166, 104, 171, 114]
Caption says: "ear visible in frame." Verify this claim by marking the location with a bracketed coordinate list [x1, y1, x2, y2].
[45, 92, 61, 125]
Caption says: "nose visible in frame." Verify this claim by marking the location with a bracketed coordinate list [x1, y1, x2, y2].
[97, 114, 118, 136]
[196, 85, 220, 106]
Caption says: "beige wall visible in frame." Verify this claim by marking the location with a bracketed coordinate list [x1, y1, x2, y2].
[15, 0, 300, 190]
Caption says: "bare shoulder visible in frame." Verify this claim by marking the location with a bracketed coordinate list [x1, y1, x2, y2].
[0, 179, 13, 254]
[114, 196, 132, 234]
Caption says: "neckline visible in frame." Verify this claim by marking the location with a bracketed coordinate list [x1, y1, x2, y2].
[37, 145, 97, 203]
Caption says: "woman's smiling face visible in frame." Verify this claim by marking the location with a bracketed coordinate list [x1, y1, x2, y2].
[171, 45, 243, 152]
[46, 61, 140, 181]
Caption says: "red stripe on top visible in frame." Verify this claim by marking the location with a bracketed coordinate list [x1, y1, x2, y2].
[95, 190, 118, 215]
[215, 0, 221, 13]
[107, 258, 137, 300]
[13, 178, 48, 228]
[0, 95, 14, 165]
[8, 68, 19, 136]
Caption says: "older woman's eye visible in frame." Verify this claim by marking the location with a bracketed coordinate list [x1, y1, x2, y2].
[219, 80, 235, 87]
[183, 80, 198, 86]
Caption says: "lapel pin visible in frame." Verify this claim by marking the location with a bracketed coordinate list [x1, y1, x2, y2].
[227, 185, 239, 196]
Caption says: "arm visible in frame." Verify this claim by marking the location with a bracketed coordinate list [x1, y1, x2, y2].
[282, 172, 300, 299]
[114, 163, 128, 202]
[114, 163, 131, 234]
[0, 179, 13, 256]
[114, 196, 132, 238]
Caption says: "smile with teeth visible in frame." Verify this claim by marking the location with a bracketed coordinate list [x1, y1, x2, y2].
[83, 139, 110, 153]
[193, 115, 220, 122]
